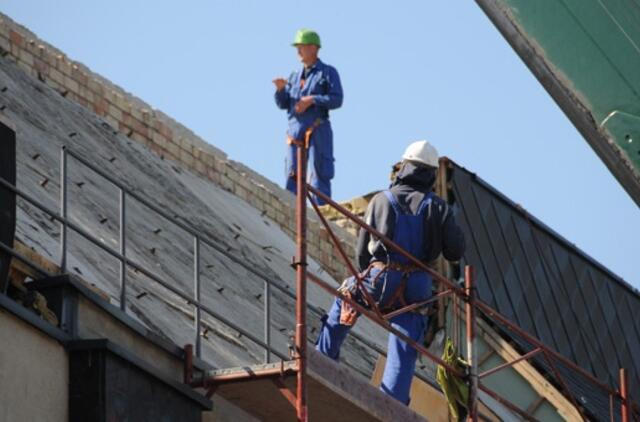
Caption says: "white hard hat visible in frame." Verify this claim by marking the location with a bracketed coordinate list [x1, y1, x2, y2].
[401, 140, 439, 168]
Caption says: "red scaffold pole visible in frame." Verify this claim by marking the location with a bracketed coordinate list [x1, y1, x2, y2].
[620, 368, 629, 422]
[295, 142, 308, 422]
[466, 266, 478, 422]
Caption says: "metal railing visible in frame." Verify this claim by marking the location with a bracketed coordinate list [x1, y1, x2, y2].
[2, 145, 285, 360]
[2, 144, 415, 378]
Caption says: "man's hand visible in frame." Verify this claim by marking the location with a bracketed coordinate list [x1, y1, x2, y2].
[295, 96, 314, 114]
[272, 78, 287, 91]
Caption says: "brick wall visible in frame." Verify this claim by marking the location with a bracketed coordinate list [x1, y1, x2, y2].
[0, 13, 354, 282]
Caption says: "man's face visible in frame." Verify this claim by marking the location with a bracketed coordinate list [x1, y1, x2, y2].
[296, 44, 319, 66]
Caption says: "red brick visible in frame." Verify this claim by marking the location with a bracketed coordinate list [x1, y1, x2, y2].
[122, 113, 149, 137]
[141, 109, 152, 124]
[206, 168, 221, 184]
[25, 39, 38, 55]
[34, 57, 49, 76]
[93, 97, 108, 116]
[151, 130, 168, 149]
[71, 66, 88, 86]
[118, 122, 133, 135]
[131, 132, 147, 145]
[164, 151, 179, 162]
[88, 79, 104, 96]
[148, 142, 166, 157]
[9, 30, 23, 46]
[74, 94, 89, 108]
[154, 120, 173, 139]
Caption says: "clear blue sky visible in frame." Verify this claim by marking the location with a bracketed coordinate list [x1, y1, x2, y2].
[4, 1, 639, 289]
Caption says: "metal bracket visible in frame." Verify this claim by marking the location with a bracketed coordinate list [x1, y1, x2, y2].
[290, 257, 308, 269]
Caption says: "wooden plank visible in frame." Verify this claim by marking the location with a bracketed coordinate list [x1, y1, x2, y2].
[370, 355, 449, 422]
[10, 240, 110, 302]
[11, 241, 59, 280]
[210, 349, 427, 422]
[370, 354, 501, 422]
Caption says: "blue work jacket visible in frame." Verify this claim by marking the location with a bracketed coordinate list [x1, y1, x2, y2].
[274, 59, 343, 142]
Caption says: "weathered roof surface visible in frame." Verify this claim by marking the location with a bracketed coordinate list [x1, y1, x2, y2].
[0, 53, 388, 383]
[448, 158, 640, 415]
[475, 0, 640, 207]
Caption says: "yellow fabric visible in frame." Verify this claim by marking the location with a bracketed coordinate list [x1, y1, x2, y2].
[436, 337, 469, 420]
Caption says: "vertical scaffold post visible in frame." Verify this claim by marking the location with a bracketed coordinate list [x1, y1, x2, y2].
[184, 344, 194, 385]
[194, 236, 201, 358]
[60, 147, 68, 273]
[264, 279, 271, 363]
[620, 368, 629, 422]
[295, 143, 308, 422]
[466, 265, 478, 422]
[119, 188, 127, 311]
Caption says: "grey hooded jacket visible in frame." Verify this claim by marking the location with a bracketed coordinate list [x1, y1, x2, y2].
[356, 162, 466, 271]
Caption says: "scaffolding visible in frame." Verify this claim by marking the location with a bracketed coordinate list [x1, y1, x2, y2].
[185, 144, 638, 421]
[1, 139, 638, 421]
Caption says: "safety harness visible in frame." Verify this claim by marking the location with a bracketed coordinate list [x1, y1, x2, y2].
[339, 190, 435, 326]
[338, 261, 428, 326]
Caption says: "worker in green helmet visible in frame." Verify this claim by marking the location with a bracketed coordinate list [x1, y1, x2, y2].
[273, 29, 343, 204]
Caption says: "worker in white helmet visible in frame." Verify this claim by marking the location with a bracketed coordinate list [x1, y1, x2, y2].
[316, 140, 465, 405]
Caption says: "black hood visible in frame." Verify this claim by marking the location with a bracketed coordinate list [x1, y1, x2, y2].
[391, 161, 436, 192]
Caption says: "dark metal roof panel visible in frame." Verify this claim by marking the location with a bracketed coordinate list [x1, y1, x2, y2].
[448, 159, 639, 409]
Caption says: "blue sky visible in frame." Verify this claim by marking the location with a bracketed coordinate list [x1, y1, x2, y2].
[4, 1, 639, 290]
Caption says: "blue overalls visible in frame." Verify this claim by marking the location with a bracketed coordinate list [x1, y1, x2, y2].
[274, 59, 343, 205]
[316, 190, 433, 405]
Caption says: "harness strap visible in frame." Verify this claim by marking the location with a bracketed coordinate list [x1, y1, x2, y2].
[383, 190, 403, 215]
[375, 191, 434, 314]
[382, 273, 409, 311]
[383, 190, 434, 216]
[379, 261, 421, 273]
[370, 261, 426, 314]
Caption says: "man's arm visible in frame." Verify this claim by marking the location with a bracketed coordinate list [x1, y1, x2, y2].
[441, 207, 465, 261]
[274, 77, 291, 110]
[356, 193, 394, 271]
[356, 200, 374, 272]
[312, 66, 343, 110]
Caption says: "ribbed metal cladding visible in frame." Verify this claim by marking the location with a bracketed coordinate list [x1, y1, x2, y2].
[447, 159, 640, 418]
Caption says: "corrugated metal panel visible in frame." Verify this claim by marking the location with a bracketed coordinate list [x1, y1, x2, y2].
[448, 159, 640, 415]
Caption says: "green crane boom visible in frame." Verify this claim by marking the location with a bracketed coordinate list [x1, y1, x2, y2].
[476, 0, 640, 207]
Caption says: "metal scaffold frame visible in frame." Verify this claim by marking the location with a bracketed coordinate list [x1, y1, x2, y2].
[1, 142, 638, 421]
[238, 144, 635, 422]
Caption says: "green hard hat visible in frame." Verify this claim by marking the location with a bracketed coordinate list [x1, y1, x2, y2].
[292, 29, 321, 47]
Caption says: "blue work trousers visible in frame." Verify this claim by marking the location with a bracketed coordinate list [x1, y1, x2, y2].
[315, 267, 432, 405]
[285, 122, 334, 205]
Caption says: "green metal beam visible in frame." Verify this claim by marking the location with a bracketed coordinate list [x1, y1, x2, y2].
[476, 0, 640, 207]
